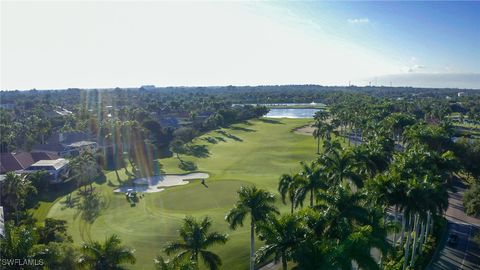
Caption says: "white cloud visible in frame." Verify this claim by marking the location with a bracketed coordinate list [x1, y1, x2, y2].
[347, 18, 370, 24]
[402, 64, 426, 73]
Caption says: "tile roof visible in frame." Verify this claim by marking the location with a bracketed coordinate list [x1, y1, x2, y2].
[31, 151, 60, 162]
[0, 151, 59, 173]
[0, 151, 34, 173]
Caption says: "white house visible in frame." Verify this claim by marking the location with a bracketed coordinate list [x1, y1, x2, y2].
[22, 159, 69, 183]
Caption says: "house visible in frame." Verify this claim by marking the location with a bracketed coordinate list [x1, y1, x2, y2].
[0, 151, 34, 174]
[0, 151, 59, 174]
[32, 131, 97, 157]
[0, 151, 62, 183]
[22, 159, 69, 184]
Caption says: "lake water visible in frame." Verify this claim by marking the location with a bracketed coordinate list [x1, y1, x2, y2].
[265, 108, 319, 118]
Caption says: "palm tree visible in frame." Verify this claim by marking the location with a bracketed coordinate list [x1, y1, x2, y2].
[256, 214, 305, 270]
[409, 175, 448, 267]
[332, 225, 384, 270]
[398, 177, 429, 270]
[366, 172, 404, 248]
[312, 121, 324, 154]
[79, 234, 136, 270]
[68, 151, 99, 193]
[321, 147, 364, 189]
[0, 221, 39, 261]
[105, 119, 124, 182]
[312, 110, 330, 154]
[226, 186, 279, 270]
[295, 162, 326, 207]
[313, 123, 336, 154]
[0, 172, 36, 223]
[315, 185, 369, 240]
[278, 173, 301, 213]
[164, 216, 228, 270]
[313, 110, 329, 123]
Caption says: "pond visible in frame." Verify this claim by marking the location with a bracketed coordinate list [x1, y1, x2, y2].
[265, 108, 319, 118]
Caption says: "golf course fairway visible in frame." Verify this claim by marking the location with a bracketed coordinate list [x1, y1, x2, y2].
[44, 118, 318, 269]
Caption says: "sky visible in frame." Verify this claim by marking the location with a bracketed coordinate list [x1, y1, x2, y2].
[1, 1, 479, 90]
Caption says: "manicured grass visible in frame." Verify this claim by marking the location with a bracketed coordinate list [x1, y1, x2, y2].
[44, 118, 317, 269]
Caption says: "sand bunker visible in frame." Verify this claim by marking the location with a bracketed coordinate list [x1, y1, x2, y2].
[294, 124, 315, 136]
[114, 172, 209, 193]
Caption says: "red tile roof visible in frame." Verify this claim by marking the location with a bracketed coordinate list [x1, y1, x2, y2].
[0, 151, 59, 174]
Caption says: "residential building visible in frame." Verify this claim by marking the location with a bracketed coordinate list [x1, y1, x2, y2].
[22, 158, 69, 183]
[32, 131, 97, 157]
[0, 151, 59, 174]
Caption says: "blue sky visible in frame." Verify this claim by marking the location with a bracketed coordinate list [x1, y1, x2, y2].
[1, 1, 479, 89]
[269, 1, 480, 73]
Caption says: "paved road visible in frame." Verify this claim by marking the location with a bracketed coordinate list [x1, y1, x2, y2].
[428, 178, 480, 270]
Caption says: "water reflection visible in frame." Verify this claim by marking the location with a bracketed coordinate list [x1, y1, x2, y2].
[265, 108, 319, 118]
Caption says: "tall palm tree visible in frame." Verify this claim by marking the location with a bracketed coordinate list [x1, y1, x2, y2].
[295, 162, 326, 207]
[278, 173, 301, 213]
[332, 225, 383, 270]
[226, 186, 279, 270]
[313, 110, 330, 154]
[313, 110, 329, 123]
[165, 216, 228, 270]
[313, 123, 336, 154]
[79, 234, 136, 270]
[409, 175, 448, 267]
[312, 121, 324, 155]
[256, 214, 306, 270]
[321, 148, 364, 189]
[315, 185, 369, 240]
[0, 172, 36, 223]
[104, 119, 124, 181]
[68, 151, 99, 193]
[398, 177, 429, 270]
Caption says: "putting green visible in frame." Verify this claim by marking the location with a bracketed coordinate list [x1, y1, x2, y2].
[44, 118, 319, 269]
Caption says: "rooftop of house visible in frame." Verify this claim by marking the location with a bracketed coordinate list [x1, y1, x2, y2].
[46, 131, 94, 145]
[28, 158, 69, 171]
[67, 140, 97, 148]
[0, 151, 63, 174]
[32, 131, 97, 153]
[31, 151, 60, 161]
[0, 151, 34, 173]
[31, 143, 66, 153]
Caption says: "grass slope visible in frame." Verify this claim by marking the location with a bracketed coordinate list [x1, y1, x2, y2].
[45, 118, 317, 269]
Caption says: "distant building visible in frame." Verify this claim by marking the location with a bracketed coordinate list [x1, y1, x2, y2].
[32, 131, 97, 157]
[158, 117, 180, 128]
[140, 85, 156, 90]
[22, 158, 69, 183]
[458, 92, 466, 97]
